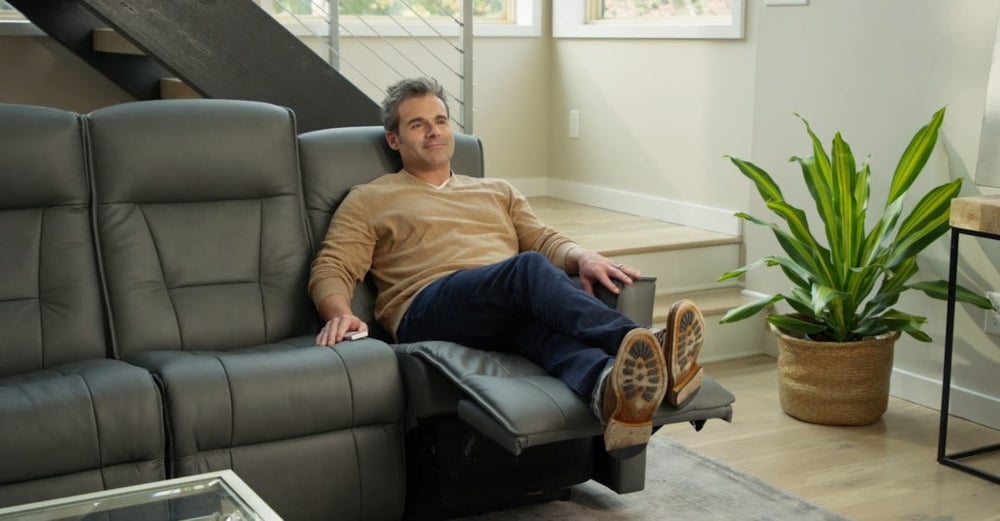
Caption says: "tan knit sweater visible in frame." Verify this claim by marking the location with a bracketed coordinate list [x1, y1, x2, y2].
[308, 170, 580, 339]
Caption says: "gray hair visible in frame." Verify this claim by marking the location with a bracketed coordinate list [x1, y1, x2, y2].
[381, 77, 448, 133]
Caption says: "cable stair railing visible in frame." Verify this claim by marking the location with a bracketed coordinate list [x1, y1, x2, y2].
[0, 0, 474, 131]
[257, 0, 475, 133]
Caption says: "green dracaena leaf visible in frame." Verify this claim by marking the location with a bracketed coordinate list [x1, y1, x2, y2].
[727, 156, 783, 203]
[719, 294, 784, 323]
[909, 280, 995, 309]
[767, 313, 828, 335]
[887, 107, 945, 205]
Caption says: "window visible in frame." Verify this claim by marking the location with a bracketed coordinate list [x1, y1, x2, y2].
[555, 0, 745, 39]
[338, 0, 511, 22]
[262, 0, 538, 37]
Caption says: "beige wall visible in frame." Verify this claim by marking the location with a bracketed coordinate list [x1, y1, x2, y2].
[0, 35, 132, 111]
[472, 35, 552, 182]
[548, 18, 756, 213]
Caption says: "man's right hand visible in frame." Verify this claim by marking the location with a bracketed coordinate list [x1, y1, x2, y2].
[316, 314, 370, 346]
[315, 294, 369, 345]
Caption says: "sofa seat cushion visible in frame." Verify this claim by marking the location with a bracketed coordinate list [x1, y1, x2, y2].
[395, 341, 734, 455]
[125, 336, 406, 521]
[0, 359, 165, 507]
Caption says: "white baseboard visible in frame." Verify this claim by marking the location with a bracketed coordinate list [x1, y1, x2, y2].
[500, 177, 739, 236]
[890, 367, 1000, 431]
[502, 176, 549, 198]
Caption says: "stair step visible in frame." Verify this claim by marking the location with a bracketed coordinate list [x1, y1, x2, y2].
[159, 78, 202, 99]
[654, 287, 756, 318]
[653, 287, 770, 363]
[92, 28, 144, 55]
[92, 28, 200, 101]
[528, 196, 739, 256]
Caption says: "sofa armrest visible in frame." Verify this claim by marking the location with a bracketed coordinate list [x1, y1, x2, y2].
[591, 275, 657, 327]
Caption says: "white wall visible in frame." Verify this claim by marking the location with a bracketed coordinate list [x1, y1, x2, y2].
[748, 0, 1000, 428]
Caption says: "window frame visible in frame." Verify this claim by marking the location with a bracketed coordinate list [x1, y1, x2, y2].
[554, 0, 745, 40]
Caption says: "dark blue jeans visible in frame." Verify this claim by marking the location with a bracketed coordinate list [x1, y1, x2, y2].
[396, 252, 640, 398]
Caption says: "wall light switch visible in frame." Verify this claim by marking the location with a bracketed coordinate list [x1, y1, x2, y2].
[568, 109, 580, 139]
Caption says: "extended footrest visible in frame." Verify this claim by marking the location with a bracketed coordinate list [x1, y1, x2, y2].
[395, 340, 734, 456]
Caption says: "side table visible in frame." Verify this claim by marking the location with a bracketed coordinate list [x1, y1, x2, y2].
[938, 196, 1000, 484]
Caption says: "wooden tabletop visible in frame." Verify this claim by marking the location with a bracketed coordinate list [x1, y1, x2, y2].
[950, 195, 1000, 235]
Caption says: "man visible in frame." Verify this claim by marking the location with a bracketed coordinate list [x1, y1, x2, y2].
[309, 77, 704, 456]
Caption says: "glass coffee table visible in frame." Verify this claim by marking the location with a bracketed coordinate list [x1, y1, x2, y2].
[0, 470, 281, 521]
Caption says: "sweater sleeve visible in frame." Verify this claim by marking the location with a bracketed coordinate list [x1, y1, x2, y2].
[308, 187, 377, 310]
[505, 183, 580, 271]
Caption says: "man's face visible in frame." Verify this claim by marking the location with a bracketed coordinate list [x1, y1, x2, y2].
[386, 94, 455, 174]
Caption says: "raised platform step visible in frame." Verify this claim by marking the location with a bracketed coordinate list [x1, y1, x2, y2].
[528, 196, 739, 256]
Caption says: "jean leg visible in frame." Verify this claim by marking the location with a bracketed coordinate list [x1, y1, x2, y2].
[505, 318, 614, 398]
[397, 252, 639, 398]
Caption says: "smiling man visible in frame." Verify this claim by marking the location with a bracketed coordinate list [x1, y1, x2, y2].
[308, 77, 705, 456]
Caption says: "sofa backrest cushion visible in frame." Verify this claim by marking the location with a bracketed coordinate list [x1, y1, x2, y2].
[87, 100, 315, 356]
[0, 104, 107, 376]
[297, 125, 484, 339]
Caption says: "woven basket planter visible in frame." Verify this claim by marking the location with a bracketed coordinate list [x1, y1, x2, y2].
[771, 324, 900, 426]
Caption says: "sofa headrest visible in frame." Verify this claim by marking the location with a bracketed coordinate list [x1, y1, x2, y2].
[0, 104, 87, 210]
[87, 99, 300, 204]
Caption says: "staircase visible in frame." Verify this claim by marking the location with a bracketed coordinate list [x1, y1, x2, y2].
[7, 0, 380, 131]
[529, 197, 768, 362]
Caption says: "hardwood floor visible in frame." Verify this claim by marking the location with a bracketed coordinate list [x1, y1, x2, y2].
[661, 356, 1000, 520]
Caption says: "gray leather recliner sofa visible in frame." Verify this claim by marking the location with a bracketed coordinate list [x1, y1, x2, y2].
[0, 99, 734, 521]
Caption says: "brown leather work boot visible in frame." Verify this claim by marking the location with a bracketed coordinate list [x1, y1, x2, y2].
[655, 299, 705, 408]
[601, 328, 667, 458]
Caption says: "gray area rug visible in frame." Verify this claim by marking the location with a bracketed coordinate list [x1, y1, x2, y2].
[460, 436, 851, 521]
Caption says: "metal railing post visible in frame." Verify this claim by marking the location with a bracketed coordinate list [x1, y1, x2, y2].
[328, 0, 339, 70]
[461, 0, 473, 133]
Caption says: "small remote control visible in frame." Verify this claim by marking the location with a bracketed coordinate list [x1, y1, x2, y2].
[346, 330, 368, 341]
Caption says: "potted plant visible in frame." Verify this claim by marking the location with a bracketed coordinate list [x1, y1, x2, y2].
[718, 107, 992, 425]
